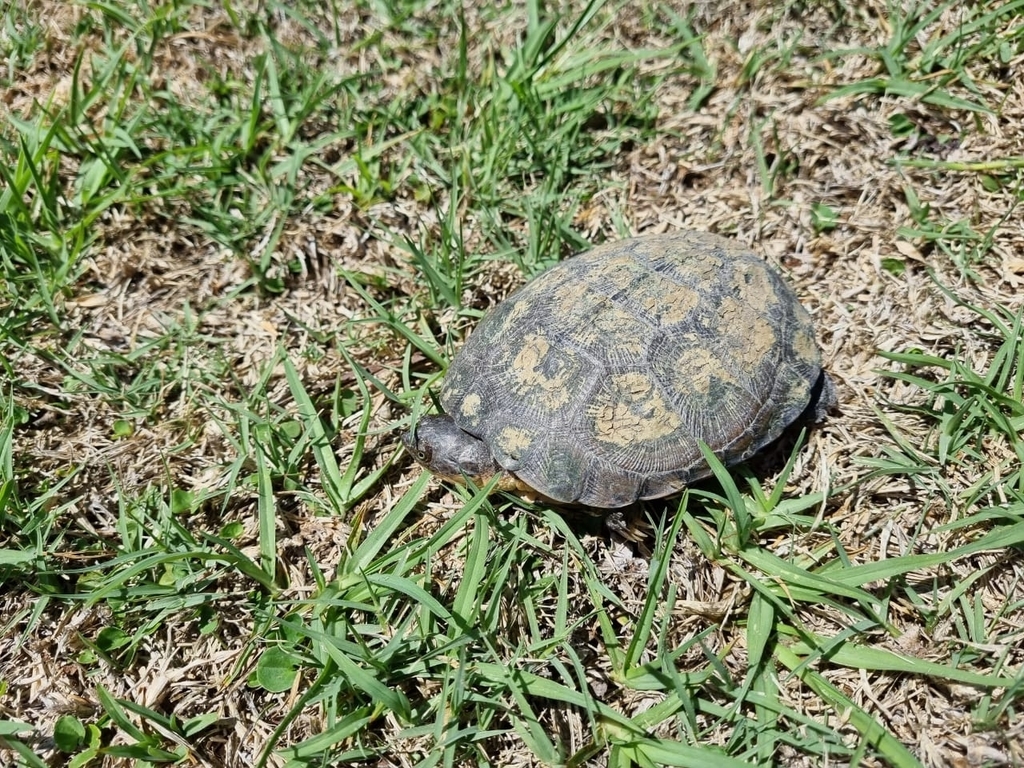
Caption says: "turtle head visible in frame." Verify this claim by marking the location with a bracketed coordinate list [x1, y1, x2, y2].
[402, 415, 503, 486]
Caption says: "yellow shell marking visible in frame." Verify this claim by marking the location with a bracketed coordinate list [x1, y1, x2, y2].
[593, 306, 648, 357]
[460, 393, 482, 420]
[641, 283, 701, 325]
[553, 284, 650, 358]
[591, 372, 681, 448]
[688, 252, 724, 282]
[673, 344, 735, 394]
[511, 332, 575, 410]
[587, 254, 644, 290]
[495, 426, 534, 460]
[791, 323, 818, 363]
[717, 296, 777, 369]
[733, 261, 774, 304]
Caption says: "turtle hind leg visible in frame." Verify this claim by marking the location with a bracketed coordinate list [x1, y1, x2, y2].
[604, 506, 651, 543]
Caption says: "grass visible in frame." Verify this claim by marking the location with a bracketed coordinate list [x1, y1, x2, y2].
[820, 0, 1022, 113]
[2, 0, 1024, 766]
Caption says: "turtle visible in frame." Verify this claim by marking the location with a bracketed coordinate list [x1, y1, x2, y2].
[402, 231, 834, 510]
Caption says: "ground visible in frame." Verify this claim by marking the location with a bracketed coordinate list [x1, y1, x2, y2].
[1, 0, 1023, 766]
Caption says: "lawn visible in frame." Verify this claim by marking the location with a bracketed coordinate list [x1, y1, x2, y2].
[1, 0, 1023, 766]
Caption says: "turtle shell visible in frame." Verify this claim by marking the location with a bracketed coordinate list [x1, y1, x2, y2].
[439, 231, 826, 508]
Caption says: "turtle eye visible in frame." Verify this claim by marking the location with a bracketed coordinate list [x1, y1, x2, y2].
[416, 447, 430, 463]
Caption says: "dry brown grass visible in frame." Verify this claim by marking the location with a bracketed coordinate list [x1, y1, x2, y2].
[2, 0, 1023, 765]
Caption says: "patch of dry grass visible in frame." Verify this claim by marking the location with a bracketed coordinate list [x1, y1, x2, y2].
[2, 0, 1023, 765]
